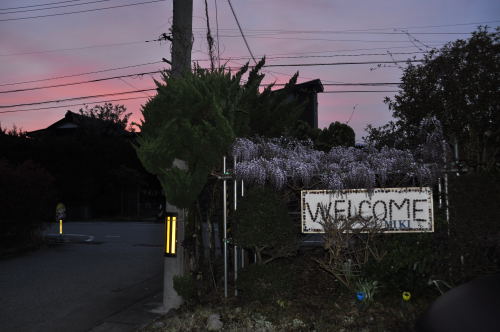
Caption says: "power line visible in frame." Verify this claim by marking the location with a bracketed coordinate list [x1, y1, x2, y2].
[118, 78, 152, 98]
[0, 96, 149, 114]
[226, 51, 425, 61]
[0, 0, 85, 11]
[0, 70, 162, 94]
[201, 29, 471, 36]
[0, 59, 414, 92]
[224, 35, 446, 44]
[371, 20, 500, 31]
[274, 45, 441, 56]
[214, 0, 220, 67]
[0, 75, 401, 94]
[0, 89, 157, 109]
[266, 82, 400, 86]
[0, 41, 438, 58]
[0, 40, 154, 57]
[0, 0, 166, 22]
[0, 0, 117, 14]
[0, 61, 163, 87]
[227, 0, 256, 64]
[261, 59, 423, 67]
[322, 90, 399, 93]
[0, 88, 402, 115]
[0, 50, 419, 87]
[194, 20, 500, 34]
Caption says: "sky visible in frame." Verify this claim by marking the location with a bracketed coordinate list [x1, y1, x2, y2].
[0, 0, 499, 142]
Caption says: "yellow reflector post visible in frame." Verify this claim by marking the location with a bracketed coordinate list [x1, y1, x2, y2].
[171, 216, 176, 255]
[165, 214, 177, 256]
[166, 216, 171, 255]
[59, 219, 63, 235]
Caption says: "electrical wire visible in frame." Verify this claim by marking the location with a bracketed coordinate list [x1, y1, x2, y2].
[0, 88, 402, 114]
[0, 58, 415, 91]
[0, 96, 149, 114]
[118, 78, 152, 97]
[223, 51, 425, 62]
[192, 20, 500, 34]
[0, 0, 166, 22]
[261, 59, 423, 67]
[227, 0, 256, 64]
[0, 70, 162, 94]
[266, 82, 400, 86]
[0, 40, 155, 57]
[0, 0, 117, 14]
[322, 90, 399, 93]
[0, 88, 157, 108]
[221, 35, 446, 44]
[0, 0, 85, 11]
[0, 61, 163, 87]
[214, 0, 220, 67]
[208, 30, 471, 36]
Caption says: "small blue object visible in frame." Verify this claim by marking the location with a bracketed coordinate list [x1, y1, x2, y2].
[356, 292, 365, 301]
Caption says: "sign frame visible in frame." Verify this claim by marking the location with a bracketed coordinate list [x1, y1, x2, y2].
[301, 187, 434, 234]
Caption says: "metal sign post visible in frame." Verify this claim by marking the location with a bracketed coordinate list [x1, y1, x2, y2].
[241, 179, 245, 269]
[233, 158, 238, 296]
[223, 156, 228, 298]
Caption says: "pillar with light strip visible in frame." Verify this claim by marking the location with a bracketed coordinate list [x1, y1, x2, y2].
[165, 213, 178, 257]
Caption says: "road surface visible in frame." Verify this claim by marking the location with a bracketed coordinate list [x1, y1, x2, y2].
[0, 222, 164, 332]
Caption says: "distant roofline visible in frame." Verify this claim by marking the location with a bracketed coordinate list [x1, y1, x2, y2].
[274, 78, 324, 93]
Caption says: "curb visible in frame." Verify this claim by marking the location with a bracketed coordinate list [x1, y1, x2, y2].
[88, 292, 164, 332]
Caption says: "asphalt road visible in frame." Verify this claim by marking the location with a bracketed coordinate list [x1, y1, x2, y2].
[0, 222, 164, 332]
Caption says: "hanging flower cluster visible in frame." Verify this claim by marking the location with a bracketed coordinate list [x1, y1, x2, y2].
[231, 137, 439, 190]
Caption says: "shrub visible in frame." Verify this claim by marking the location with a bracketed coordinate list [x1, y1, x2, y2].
[361, 232, 436, 296]
[233, 186, 298, 264]
[237, 261, 298, 304]
[315, 213, 384, 291]
[447, 172, 500, 281]
[173, 274, 198, 304]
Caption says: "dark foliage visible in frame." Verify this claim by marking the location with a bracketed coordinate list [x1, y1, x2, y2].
[136, 60, 305, 209]
[362, 233, 436, 296]
[315, 121, 356, 150]
[1, 105, 158, 220]
[173, 274, 198, 304]
[236, 260, 298, 304]
[233, 186, 298, 264]
[78, 103, 132, 134]
[447, 172, 500, 280]
[0, 160, 56, 248]
[365, 27, 499, 171]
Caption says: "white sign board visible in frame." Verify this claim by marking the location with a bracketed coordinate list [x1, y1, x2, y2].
[301, 187, 433, 233]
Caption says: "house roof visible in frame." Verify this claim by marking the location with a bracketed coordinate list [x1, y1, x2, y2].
[289, 79, 324, 93]
[27, 111, 133, 137]
[273, 79, 324, 94]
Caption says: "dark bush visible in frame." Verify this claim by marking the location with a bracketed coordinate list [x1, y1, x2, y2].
[0, 160, 56, 249]
[237, 261, 298, 304]
[233, 186, 298, 264]
[447, 172, 500, 281]
[173, 274, 198, 304]
[361, 173, 500, 296]
[361, 232, 436, 296]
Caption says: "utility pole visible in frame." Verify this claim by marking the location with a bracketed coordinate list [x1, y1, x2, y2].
[158, 0, 193, 314]
[171, 0, 193, 77]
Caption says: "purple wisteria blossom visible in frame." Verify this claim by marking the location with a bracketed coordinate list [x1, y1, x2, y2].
[230, 137, 440, 190]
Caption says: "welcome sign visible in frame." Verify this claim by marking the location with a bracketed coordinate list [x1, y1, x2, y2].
[301, 187, 433, 233]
